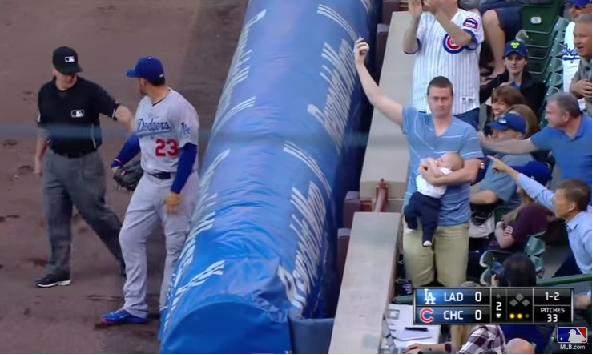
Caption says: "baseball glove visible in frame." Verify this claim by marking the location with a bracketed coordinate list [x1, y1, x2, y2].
[113, 160, 143, 192]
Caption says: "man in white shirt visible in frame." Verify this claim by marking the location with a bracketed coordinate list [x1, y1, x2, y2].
[563, 0, 591, 97]
[403, 0, 484, 129]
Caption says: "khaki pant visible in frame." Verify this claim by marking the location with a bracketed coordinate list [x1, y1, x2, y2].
[402, 222, 469, 287]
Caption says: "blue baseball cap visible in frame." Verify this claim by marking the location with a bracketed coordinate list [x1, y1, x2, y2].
[489, 113, 527, 134]
[568, 0, 591, 7]
[504, 40, 528, 58]
[512, 161, 553, 186]
[126, 57, 165, 83]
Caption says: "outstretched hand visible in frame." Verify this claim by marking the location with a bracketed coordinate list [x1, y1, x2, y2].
[354, 38, 369, 66]
[489, 155, 512, 175]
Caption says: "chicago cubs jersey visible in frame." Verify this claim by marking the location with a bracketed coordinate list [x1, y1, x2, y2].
[134, 90, 200, 175]
[412, 10, 484, 115]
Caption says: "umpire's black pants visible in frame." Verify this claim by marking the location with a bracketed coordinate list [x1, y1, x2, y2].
[404, 191, 441, 244]
[42, 150, 123, 277]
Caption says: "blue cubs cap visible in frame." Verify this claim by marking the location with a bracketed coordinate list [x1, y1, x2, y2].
[504, 40, 528, 58]
[511, 161, 553, 186]
[126, 57, 165, 83]
[489, 113, 527, 134]
[568, 0, 591, 7]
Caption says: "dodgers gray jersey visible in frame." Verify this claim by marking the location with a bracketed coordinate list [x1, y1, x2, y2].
[135, 90, 200, 174]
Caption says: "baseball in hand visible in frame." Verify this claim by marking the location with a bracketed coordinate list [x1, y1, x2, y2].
[354, 38, 369, 65]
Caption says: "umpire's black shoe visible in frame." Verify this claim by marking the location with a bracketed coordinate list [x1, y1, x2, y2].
[35, 273, 71, 288]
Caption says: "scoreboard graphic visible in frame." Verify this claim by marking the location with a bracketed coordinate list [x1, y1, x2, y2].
[413, 287, 573, 325]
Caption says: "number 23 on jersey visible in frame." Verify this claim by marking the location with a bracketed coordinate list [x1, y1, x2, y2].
[155, 138, 179, 157]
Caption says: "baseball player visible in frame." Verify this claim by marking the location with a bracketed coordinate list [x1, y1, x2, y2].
[101, 57, 200, 325]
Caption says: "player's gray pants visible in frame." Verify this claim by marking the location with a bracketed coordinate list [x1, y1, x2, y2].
[42, 150, 123, 276]
[120, 172, 199, 318]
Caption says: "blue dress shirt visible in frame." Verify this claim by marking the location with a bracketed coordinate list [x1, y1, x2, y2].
[517, 174, 592, 273]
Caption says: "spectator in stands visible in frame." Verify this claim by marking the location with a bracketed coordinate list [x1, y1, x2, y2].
[406, 282, 507, 354]
[569, 14, 592, 115]
[405, 152, 465, 247]
[506, 103, 551, 164]
[490, 254, 548, 354]
[471, 114, 534, 210]
[484, 86, 525, 135]
[575, 292, 592, 308]
[476, 102, 541, 183]
[491, 157, 593, 276]
[478, 0, 554, 79]
[490, 85, 526, 120]
[562, 0, 591, 99]
[479, 92, 592, 189]
[470, 161, 551, 253]
[505, 339, 535, 354]
[354, 39, 483, 288]
[403, 0, 483, 129]
[480, 40, 545, 114]
[507, 103, 541, 137]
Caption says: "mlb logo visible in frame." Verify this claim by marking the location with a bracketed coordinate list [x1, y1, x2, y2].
[65, 56, 76, 63]
[557, 327, 588, 343]
[71, 110, 84, 118]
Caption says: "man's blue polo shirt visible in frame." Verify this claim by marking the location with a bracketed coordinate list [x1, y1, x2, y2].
[530, 116, 592, 188]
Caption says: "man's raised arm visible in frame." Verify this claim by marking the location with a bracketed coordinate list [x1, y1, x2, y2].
[403, 0, 423, 54]
[354, 39, 404, 126]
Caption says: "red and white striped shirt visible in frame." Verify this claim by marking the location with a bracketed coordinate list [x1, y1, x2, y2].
[410, 10, 484, 115]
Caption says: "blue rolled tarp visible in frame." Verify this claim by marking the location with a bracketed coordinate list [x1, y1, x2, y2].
[160, 0, 376, 353]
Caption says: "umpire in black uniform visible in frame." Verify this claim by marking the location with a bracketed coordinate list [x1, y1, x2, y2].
[34, 46, 134, 288]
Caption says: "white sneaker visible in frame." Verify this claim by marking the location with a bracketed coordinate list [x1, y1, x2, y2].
[423, 240, 433, 247]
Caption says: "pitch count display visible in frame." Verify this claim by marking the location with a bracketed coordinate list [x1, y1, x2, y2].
[413, 287, 573, 325]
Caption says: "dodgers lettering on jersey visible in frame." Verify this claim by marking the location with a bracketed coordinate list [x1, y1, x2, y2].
[412, 10, 484, 115]
[135, 90, 200, 174]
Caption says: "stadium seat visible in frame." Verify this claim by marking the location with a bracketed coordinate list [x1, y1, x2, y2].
[521, 1, 563, 34]
[529, 57, 550, 79]
[553, 17, 570, 32]
[528, 41, 563, 61]
[529, 50, 563, 80]
[546, 86, 560, 97]
[545, 57, 563, 76]
[524, 233, 547, 255]
[545, 72, 563, 90]
[524, 15, 567, 52]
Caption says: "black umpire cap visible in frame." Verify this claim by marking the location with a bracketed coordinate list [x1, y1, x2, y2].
[52, 46, 82, 75]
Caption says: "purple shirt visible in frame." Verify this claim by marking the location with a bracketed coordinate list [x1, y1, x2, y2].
[490, 204, 549, 252]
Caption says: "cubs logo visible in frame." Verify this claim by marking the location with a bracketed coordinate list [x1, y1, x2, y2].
[443, 34, 463, 54]
[462, 17, 479, 30]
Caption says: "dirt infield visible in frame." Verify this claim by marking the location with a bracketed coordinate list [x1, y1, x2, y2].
[0, 0, 247, 352]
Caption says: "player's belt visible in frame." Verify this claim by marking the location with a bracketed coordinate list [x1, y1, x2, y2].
[148, 171, 174, 180]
